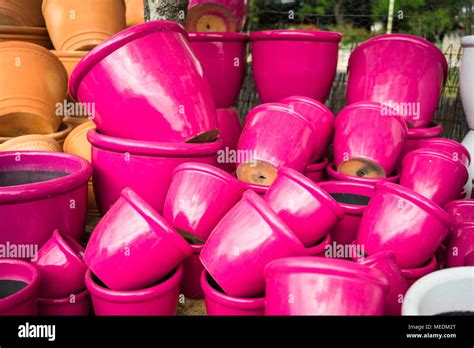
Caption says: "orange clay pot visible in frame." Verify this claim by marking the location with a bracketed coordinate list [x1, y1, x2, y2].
[42, 0, 126, 51]
[0, 134, 61, 152]
[0, 122, 73, 150]
[125, 0, 144, 28]
[0, 0, 45, 27]
[0, 41, 67, 137]
[186, 3, 236, 32]
[51, 50, 88, 78]
[0, 25, 52, 48]
[63, 115, 91, 128]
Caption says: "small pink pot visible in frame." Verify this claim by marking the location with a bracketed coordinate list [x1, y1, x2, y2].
[401, 122, 444, 159]
[356, 182, 451, 268]
[85, 266, 183, 316]
[84, 188, 192, 291]
[0, 259, 39, 316]
[263, 167, 344, 247]
[69, 21, 217, 143]
[326, 162, 400, 185]
[305, 233, 331, 256]
[401, 255, 437, 288]
[400, 149, 468, 206]
[188, 0, 248, 31]
[444, 199, 474, 226]
[37, 289, 91, 316]
[264, 257, 388, 315]
[216, 108, 242, 173]
[416, 138, 471, 167]
[200, 190, 306, 298]
[347, 34, 448, 128]
[305, 157, 329, 183]
[250, 30, 342, 103]
[33, 230, 87, 299]
[189, 33, 247, 108]
[201, 271, 265, 316]
[180, 244, 204, 300]
[446, 224, 474, 268]
[163, 163, 243, 242]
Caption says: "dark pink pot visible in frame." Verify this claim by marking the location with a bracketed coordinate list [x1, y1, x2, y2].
[37, 289, 90, 316]
[305, 233, 331, 256]
[305, 157, 329, 183]
[216, 108, 242, 173]
[401, 255, 437, 288]
[444, 199, 474, 226]
[446, 224, 474, 268]
[401, 122, 444, 159]
[180, 244, 204, 300]
[326, 162, 400, 185]
[416, 137, 471, 167]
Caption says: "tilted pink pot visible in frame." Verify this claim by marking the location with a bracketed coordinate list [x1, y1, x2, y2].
[400, 149, 468, 206]
[189, 33, 247, 108]
[201, 271, 265, 316]
[401, 122, 444, 159]
[444, 199, 474, 226]
[356, 182, 451, 268]
[416, 137, 471, 167]
[0, 151, 91, 247]
[188, 0, 248, 31]
[250, 30, 342, 103]
[305, 233, 331, 256]
[88, 129, 222, 215]
[85, 266, 183, 316]
[163, 163, 243, 242]
[446, 224, 474, 268]
[37, 289, 91, 316]
[0, 259, 39, 316]
[264, 257, 388, 315]
[347, 34, 448, 128]
[401, 255, 437, 288]
[216, 108, 242, 172]
[69, 21, 217, 143]
[84, 188, 192, 291]
[200, 190, 306, 298]
[305, 157, 329, 183]
[263, 167, 344, 247]
[326, 162, 400, 185]
[180, 244, 204, 300]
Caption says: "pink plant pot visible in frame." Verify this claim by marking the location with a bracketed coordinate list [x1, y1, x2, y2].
[88, 129, 222, 215]
[400, 149, 468, 206]
[415, 138, 471, 167]
[264, 257, 388, 315]
[304, 233, 331, 256]
[201, 271, 265, 316]
[180, 244, 204, 300]
[37, 289, 91, 316]
[263, 167, 344, 247]
[458, 189, 467, 199]
[436, 243, 447, 269]
[189, 33, 247, 108]
[250, 30, 342, 103]
[32, 230, 87, 299]
[401, 122, 444, 159]
[446, 224, 474, 268]
[236, 178, 269, 195]
[305, 157, 329, 183]
[356, 182, 451, 268]
[444, 199, 474, 226]
[0, 259, 39, 316]
[0, 151, 91, 247]
[84, 188, 192, 291]
[346, 34, 448, 128]
[216, 108, 242, 172]
[326, 162, 400, 185]
[334, 102, 408, 178]
[401, 255, 437, 288]
[188, 0, 248, 31]
[85, 265, 183, 316]
[69, 21, 218, 143]
[200, 190, 306, 298]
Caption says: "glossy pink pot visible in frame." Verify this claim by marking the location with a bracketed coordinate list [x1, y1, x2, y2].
[200, 190, 306, 298]
[84, 188, 192, 291]
[305, 233, 331, 256]
[88, 130, 222, 215]
[264, 257, 388, 315]
[189, 33, 247, 108]
[250, 30, 342, 103]
[188, 0, 248, 31]
[0, 259, 39, 316]
[216, 108, 242, 172]
[356, 182, 451, 268]
[69, 21, 217, 143]
[326, 162, 400, 185]
[263, 167, 344, 247]
[305, 157, 329, 183]
[37, 289, 90, 316]
[416, 138, 470, 167]
[201, 271, 264, 316]
[400, 149, 468, 206]
[180, 244, 204, 299]
[86, 266, 183, 316]
[33, 230, 87, 299]
[401, 255, 437, 288]
[444, 199, 474, 226]
[401, 122, 444, 159]
[0, 151, 91, 247]
[347, 34, 448, 128]
[237, 178, 268, 195]
[446, 224, 474, 268]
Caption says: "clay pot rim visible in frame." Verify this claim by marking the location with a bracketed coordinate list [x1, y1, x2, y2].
[0, 40, 63, 66]
[0, 134, 61, 152]
[400, 255, 437, 278]
[461, 35, 474, 48]
[0, 259, 39, 312]
[355, 250, 397, 266]
[317, 180, 374, 215]
[304, 233, 331, 256]
[326, 162, 401, 184]
[188, 32, 248, 42]
[416, 137, 471, 165]
[280, 95, 334, 121]
[306, 157, 329, 172]
[37, 288, 89, 304]
[0, 25, 48, 36]
[69, 21, 188, 100]
[63, 121, 95, 158]
[39, 230, 87, 273]
[249, 30, 342, 43]
[50, 50, 89, 59]
[407, 122, 443, 139]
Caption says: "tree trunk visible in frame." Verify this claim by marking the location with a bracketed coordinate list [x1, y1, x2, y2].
[144, 0, 189, 25]
[334, 0, 344, 27]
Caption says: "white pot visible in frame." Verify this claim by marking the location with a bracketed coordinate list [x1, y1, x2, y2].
[461, 36, 474, 129]
[462, 130, 474, 198]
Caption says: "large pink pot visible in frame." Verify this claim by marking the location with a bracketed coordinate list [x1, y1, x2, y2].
[188, 0, 248, 32]
[88, 129, 222, 215]
[189, 32, 247, 108]
[444, 199, 474, 226]
[446, 224, 474, 268]
[0, 151, 91, 246]
[401, 255, 437, 288]
[200, 190, 306, 298]
[216, 108, 242, 172]
[163, 163, 243, 242]
[180, 244, 204, 300]
[201, 271, 265, 316]
[263, 167, 344, 247]
[250, 30, 342, 103]
[37, 289, 91, 316]
[347, 34, 448, 128]
[356, 182, 451, 268]
[264, 257, 388, 315]
[69, 21, 217, 143]
[0, 259, 39, 316]
[416, 138, 471, 167]
[400, 149, 468, 206]
[305, 157, 329, 183]
[401, 122, 444, 159]
[84, 188, 192, 291]
[326, 162, 400, 185]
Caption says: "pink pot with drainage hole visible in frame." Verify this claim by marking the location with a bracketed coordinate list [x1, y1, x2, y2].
[180, 244, 204, 300]
[326, 162, 400, 185]
[37, 289, 91, 316]
[401, 122, 444, 159]
[305, 157, 329, 183]
[444, 199, 474, 226]
[216, 108, 242, 173]
[401, 255, 437, 288]
[446, 224, 474, 268]
[188, 0, 248, 32]
[416, 138, 471, 167]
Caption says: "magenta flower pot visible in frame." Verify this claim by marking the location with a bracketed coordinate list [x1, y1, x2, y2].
[263, 167, 344, 247]
[446, 224, 474, 268]
[400, 149, 468, 206]
[32, 230, 87, 299]
[264, 257, 388, 315]
[347, 34, 448, 128]
[236, 178, 269, 195]
[189, 33, 247, 108]
[216, 108, 242, 172]
[356, 182, 451, 268]
[37, 289, 91, 316]
[188, 0, 248, 32]
[326, 162, 400, 185]
[304, 233, 331, 256]
[0, 151, 91, 247]
[85, 266, 183, 316]
[69, 21, 218, 143]
[88, 129, 222, 215]
[416, 138, 471, 167]
[401, 255, 437, 288]
[0, 259, 39, 316]
[401, 122, 444, 159]
[250, 30, 342, 103]
[84, 188, 192, 291]
[444, 199, 474, 226]
[200, 190, 306, 298]
[201, 271, 264, 316]
[305, 157, 329, 183]
[180, 244, 204, 300]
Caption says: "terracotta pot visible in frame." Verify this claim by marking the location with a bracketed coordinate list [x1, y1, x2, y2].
[305, 157, 329, 183]
[0, 0, 44, 27]
[0, 41, 67, 137]
[181, 244, 204, 300]
[216, 108, 242, 172]
[460, 36, 474, 129]
[37, 289, 90, 316]
[63, 115, 90, 128]
[186, 0, 248, 32]
[51, 50, 88, 78]
[125, 0, 144, 28]
[63, 120, 95, 162]
[42, 0, 126, 51]
[0, 134, 61, 152]
[326, 162, 400, 185]
[415, 137, 471, 168]
[0, 122, 73, 150]
[446, 224, 474, 268]
[444, 199, 474, 226]
[0, 25, 52, 48]
[400, 255, 437, 288]
[401, 122, 444, 159]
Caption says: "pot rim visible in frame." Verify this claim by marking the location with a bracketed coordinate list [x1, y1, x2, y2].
[37, 288, 89, 305]
[444, 199, 474, 212]
[188, 32, 248, 42]
[0, 259, 39, 312]
[306, 157, 329, 172]
[249, 29, 342, 43]
[317, 180, 374, 215]
[39, 230, 87, 272]
[326, 162, 401, 184]
[407, 122, 443, 139]
[355, 250, 397, 266]
[50, 50, 89, 59]
[0, 122, 73, 143]
[305, 233, 331, 256]
[280, 95, 334, 121]
[416, 137, 471, 165]
[400, 255, 437, 278]
[462, 35, 474, 48]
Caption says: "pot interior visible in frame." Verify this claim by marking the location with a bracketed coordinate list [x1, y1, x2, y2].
[330, 193, 370, 206]
[0, 279, 28, 299]
[0, 170, 68, 187]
